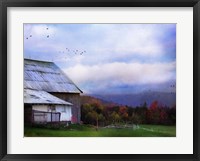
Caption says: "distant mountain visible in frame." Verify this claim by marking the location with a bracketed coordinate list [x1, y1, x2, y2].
[92, 91, 176, 107]
[80, 95, 119, 107]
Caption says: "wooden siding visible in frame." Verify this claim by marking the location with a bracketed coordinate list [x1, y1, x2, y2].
[24, 104, 32, 124]
[50, 93, 81, 123]
[32, 105, 72, 122]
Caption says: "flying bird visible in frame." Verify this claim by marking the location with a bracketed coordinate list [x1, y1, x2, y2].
[47, 35, 49, 38]
[170, 84, 175, 88]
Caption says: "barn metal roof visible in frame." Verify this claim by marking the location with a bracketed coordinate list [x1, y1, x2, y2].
[24, 59, 82, 93]
[24, 89, 73, 105]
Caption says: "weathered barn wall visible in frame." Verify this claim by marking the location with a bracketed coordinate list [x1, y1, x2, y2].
[55, 105, 72, 121]
[32, 105, 49, 122]
[51, 93, 81, 123]
[24, 104, 32, 124]
[32, 105, 72, 122]
[32, 105, 48, 112]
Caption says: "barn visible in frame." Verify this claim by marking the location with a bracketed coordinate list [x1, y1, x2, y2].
[24, 58, 82, 124]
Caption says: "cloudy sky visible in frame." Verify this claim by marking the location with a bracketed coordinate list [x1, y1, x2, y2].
[24, 24, 176, 94]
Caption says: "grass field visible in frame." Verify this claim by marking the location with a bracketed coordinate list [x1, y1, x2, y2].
[24, 124, 176, 137]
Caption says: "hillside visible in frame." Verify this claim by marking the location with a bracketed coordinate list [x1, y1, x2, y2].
[80, 95, 119, 107]
[92, 91, 176, 107]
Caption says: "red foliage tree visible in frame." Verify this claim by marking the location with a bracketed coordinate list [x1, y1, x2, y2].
[146, 101, 170, 124]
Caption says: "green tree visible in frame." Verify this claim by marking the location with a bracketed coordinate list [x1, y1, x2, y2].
[111, 111, 121, 124]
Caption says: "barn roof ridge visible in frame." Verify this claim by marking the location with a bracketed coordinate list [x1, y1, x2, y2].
[24, 58, 53, 63]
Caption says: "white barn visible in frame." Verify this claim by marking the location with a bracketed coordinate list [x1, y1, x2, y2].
[24, 59, 82, 124]
[24, 89, 72, 123]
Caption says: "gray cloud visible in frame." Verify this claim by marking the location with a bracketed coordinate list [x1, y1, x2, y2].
[64, 61, 176, 93]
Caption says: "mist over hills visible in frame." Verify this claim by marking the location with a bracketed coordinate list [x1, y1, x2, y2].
[90, 91, 176, 107]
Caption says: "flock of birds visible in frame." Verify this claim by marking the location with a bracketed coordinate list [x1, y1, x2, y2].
[26, 27, 50, 40]
[147, 84, 176, 96]
[58, 48, 86, 56]
[170, 84, 176, 94]
[25, 26, 87, 58]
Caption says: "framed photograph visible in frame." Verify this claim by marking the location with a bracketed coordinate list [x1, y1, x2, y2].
[1, 0, 199, 160]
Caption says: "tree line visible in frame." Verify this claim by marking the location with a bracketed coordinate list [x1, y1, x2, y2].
[81, 100, 176, 126]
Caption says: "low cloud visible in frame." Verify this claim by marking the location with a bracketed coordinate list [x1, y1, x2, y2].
[64, 61, 176, 93]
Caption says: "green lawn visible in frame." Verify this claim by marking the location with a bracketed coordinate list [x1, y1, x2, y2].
[24, 124, 176, 137]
